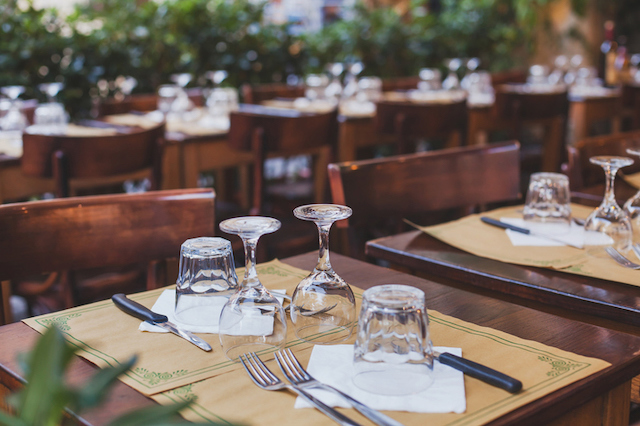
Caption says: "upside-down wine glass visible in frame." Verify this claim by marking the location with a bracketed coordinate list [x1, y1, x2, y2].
[218, 216, 286, 361]
[584, 156, 634, 252]
[290, 204, 356, 344]
[0, 86, 27, 131]
[623, 148, 640, 228]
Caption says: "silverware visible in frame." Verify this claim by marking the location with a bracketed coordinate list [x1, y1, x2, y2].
[434, 351, 522, 393]
[632, 243, 640, 261]
[605, 247, 640, 270]
[275, 348, 405, 426]
[111, 293, 212, 352]
[480, 217, 584, 249]
[239, 353, 362, 426]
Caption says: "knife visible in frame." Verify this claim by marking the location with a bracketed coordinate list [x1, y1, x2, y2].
[111, 293, 212, 352]
[480, 217, 584, 250]
[435, 350, 522, 393]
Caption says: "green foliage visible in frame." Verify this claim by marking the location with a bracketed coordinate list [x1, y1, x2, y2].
[0, 326, 217, 426]
[1, 0, 636, 117]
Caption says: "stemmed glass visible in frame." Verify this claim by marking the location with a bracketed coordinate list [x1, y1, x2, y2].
[218, 216, 286, 361]
[342, 61, 363, 100]
[0, 86, 28, 131]
[442, 58, 462, 90]
[584, 156, 634, 251]
[34, 82, 68, 133]
[325, 62, 344, 99]
[623, 148, 640, 227]
[169, 73, 192, 114]
[290, 204, 356, 344]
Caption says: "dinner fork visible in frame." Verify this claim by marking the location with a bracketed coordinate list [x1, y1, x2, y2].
[275, 348, 406, 426]
[632, 243, 640, 262]
[605, 247, 640, 270]
[239, 352, 362, 426]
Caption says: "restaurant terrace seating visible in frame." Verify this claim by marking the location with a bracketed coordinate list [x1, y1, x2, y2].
[21, 122, 165, 198]
[328, 141, 521, 258]
[240, 82, 306, 105]
[0, 189, 215, 325]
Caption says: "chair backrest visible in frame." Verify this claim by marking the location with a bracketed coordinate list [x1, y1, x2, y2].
[0, 188, 215, 324]
[21, 122, 165, 197]
[328, 142, 521, 258]
[374, 99, 468, 153]
[622, 84, 640, 129]
[241, 83, 306, 105]
[228, 104, 338, 214]
[563, 130, 640, 190]
[381, 76, 420, 92]
[494, 87, 569, 122]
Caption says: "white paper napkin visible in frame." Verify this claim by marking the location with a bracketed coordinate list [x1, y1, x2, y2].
[138, 288, 285, 334]
[294, 345, 466, 414]
[500, 218, 612, 247]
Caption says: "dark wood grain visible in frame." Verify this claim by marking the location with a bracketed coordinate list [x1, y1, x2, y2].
[2, 252, 640, 425]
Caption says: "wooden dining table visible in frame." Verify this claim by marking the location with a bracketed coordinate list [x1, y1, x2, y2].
[2, 252, 640, 425]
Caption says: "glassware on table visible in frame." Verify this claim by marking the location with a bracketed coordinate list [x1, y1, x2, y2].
[623, 148, 640, 228]
[460, 57, 480, 90]
[527, 64, 550, 88]
[523, 172, 572, 232]
[341, 61, 363, 100]
[304, 74, 330, 101]
[325, 62, 344, 99]
[353, 284, 434, 395]
[584, 156, 634, 251]
[442, 58, 462, 90]
[175, 237, 238, 327]
[205, 70, 228, 87]
[34, 82, 68, 134]
[0, 86, 28, 132]
[157, 84, 180, 118]
[418, 68, 442, 91]
[218, 216, 286, 361]
[290, 204, 356, 344]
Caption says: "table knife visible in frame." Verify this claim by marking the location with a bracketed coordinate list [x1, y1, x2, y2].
[435, 350, 522, 393]
[480, 216, 584, 249]
[111, 293, 212, 352]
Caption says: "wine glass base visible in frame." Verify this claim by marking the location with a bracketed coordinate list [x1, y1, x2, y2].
[294, 324, 353, 345]
[223, 342, 283, 362]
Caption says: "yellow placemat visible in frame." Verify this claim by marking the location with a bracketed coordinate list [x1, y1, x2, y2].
[152, 309, 610, 426]
[23, 260, 315, 395]
[103, 114, 160, 129]
[621, 171, 640, 190]
[415, 204, 640, 286]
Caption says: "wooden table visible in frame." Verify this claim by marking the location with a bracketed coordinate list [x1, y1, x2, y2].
[2, 253, 640, 425]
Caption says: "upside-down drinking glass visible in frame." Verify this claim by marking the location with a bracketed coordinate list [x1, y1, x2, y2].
[584, 156, 634, 251]
[290, 204, 356, 344]
[218, 216, 286, 361]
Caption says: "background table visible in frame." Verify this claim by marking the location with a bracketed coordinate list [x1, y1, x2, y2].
[2, 252, 640, 425]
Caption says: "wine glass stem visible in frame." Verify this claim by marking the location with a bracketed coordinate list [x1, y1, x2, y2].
[242, 236, 260, 288]
[315, 222, 333, 272]
[603, 165, 620, 206]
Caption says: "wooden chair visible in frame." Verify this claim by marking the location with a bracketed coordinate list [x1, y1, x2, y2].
[381, 76, 420, 92]
[228, 104, 338, 216]
[328, 141, 521, 259]
[622, 84, 640, 130]
[562, 130, 640, 191]
[374, 99, 468, 154]
[569, 94, 622, 143]
[241, 83, 306, 105]
[21, 122, 165, 198]
[0, 188, 215, 325]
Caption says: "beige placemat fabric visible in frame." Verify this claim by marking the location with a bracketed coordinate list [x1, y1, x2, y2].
[23, 260, 316, 395]
[64, 124, 119, 137]
[152, 309, 610, 426]
[621, 171, 640, 190]
[415, 204, 640, 286]
[165, 120, 228, 136]
[0, 134, 23, 157]
[103, 114, 159, 129]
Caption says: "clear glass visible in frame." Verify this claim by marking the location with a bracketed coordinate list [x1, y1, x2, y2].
[353, 284, 434, 396]
[157, 84, 180, 117]
[175, 237, 238, 327]
[218, 216, 286, 361]
[624, 148, 640, 229]
[34, 83, 68, 135]
[325, 62, 344, 99]
[418, 68, 442, 91]
[291, 204, 356, 344]
[523, 172, 572, 232]
[0, 86, 28, 131]
[442, 58, 462, 90]
[584, 156, 634, 251]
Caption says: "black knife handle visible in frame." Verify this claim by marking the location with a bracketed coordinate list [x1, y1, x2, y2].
[112, 293, 167, 323]
[480, 217, 530, 235]
[438, 352, 523, 393]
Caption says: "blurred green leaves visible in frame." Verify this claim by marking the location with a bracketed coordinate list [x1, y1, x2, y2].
[0, 326, 221, 425]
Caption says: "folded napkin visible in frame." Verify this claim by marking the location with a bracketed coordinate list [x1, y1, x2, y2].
[139, 288, 286, 334]
[294, 345, 465, 414]
[0, 131, 23, 157]
[501, 218, 612, 247]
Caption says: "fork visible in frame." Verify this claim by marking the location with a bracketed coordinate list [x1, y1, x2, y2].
[632, 243, 640, 262]
[605, 247, 640, 270]
[239, 352, 362, 426]
[275, 348, 406, 426]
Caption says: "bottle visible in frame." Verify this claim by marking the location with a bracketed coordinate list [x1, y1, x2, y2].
[615, 35, 630, 83]
[600, 20, 618, 87]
